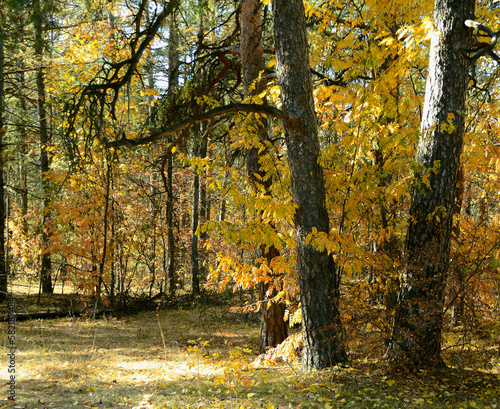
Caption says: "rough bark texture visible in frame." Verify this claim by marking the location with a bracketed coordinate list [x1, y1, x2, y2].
[34, 0, 53, 294]
[257, 246, 288, 351]
[241, 0, 287, 352]
[272, 0, 346, 371]
[387, 0, 474, 368]
[0, 9, 7, 302]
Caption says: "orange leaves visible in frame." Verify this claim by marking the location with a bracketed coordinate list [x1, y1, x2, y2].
[209, 250, 292, 295]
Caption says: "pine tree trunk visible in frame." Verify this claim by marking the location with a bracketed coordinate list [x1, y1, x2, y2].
[166, 151, 176, 296]
[34, 0, 53, 294]
[241, 0, 288, 351]
[17, 71, 29, 236]
[257, 247, 288, 352]
[191, 161, 200, 297]
[166, 14, 178, 297]
[191, 132, 207, 297]
[272, 0, 346, 371]
[387, 0, 474, 368]
[451, 166, 465, 327]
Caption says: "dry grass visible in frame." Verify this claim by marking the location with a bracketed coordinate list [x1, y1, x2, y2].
[0, 299, 267, 408]
[1, 290, 500, 408]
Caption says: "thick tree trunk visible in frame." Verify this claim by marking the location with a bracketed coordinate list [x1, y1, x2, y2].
[387, 0, 474, 368]
[272, 0, 346, 371]
[0, 10, 7, 302]
[34, 0, 53, 294]
[241, 0, 288, 351]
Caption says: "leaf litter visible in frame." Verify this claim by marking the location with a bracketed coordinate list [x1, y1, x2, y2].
[0, 302, 499, 408]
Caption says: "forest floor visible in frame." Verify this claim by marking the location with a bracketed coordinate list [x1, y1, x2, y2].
[1, 289, 500, 408]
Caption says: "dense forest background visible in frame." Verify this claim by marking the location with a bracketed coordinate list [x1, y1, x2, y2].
[1, 0, 500, 376]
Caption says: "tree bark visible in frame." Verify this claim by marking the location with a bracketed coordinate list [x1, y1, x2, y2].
[0, 5, 7, 302]
[451, 165, 465, 327]
[17, 69, 29, 236]
[272, 0, 346, 371]
[387, 0, 474, 368]
[241, 0, 288, 352]
[34, 0, 53, 294]
[191, 158, 201, 297]
[191, 131, 207, 297]
[166, 14, 179, 297]
[96, 160, 112, 310]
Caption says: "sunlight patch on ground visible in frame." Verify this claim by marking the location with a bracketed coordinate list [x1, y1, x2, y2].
[1, 304, 500, 408]
[113, 358, 224, 381]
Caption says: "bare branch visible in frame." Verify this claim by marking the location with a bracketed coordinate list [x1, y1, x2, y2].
[65, 0, 179, 138]
[461, 20, 498, 61]
[106, 103, 288, 148]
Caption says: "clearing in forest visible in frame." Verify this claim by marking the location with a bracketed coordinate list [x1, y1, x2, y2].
[1, 294, 500, 408]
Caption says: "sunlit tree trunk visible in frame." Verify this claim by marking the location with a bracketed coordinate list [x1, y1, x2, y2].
[387, 0, 474, 368]
[34, 0, 53, 294]
[241, 0, 287, 352]
[272, 0, 346, 372]
[0, 4, 7, 302]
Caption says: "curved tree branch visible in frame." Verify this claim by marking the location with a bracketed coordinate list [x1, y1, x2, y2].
[461, 19, 498, 61]
[65, 0, 179, 144]
[106, 103, 288, 150]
